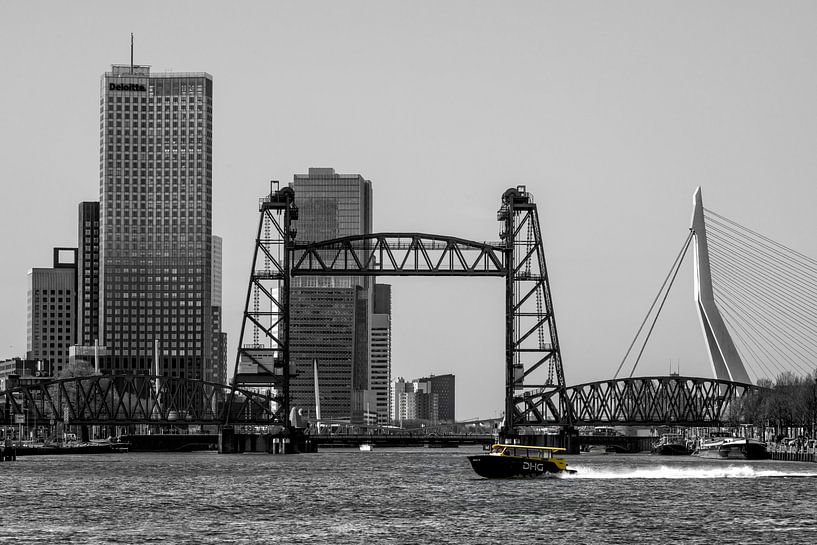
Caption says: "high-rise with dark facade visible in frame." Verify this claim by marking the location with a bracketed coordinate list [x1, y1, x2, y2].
[289, 168, 373, 421]
[99, 64, 213, 378]
[77, 202, 100, 347]
[27, 249, 78, 374]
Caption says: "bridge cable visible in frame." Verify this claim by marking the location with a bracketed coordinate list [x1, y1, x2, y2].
[716, 301, 779, 381]
[612, 231, 693, 379]
[705, 221, 817, 303]
[707, 248, 817, 336]
[701, 211, 817, 380]
[708, 269, 815, 377]
[712, 290, 805, 378]
[706, 230, 817, 337]
[628, 232, 693, 378]
[708, 255, 817, 346]
[705, 208, 817, 270]
[613, 231, 693, 379]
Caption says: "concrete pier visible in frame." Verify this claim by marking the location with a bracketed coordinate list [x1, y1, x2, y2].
[218, 427, 316, 454]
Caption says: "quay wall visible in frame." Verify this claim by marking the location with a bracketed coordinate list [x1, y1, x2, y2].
[767, 445, 817, 463]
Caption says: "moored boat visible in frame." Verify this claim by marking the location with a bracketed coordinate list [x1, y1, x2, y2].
[693, 435, 767, 460]
[468, 444, 576, 478]
[359, 443, 373, 452]
[651, 434, 693, 455]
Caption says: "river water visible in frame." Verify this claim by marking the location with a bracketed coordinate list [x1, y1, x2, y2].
[1, 447, 816, 544]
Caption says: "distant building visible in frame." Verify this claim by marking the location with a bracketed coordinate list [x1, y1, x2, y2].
[67, 345, 109, 370]
[427, 374, 455, 422]
[208, 235, 227, 384]
[289, 168, 373, 422]
[390, 377, 413, 424]
[390, 373, 455, 424]
[27, 249, 77, 374]
[0, 358, 52, 390]
[369, 284, 392, 425]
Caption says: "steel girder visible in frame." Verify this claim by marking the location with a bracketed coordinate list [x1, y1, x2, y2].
[1, 375, 281, 426]
[232, 187, 297, 423]
[519, 375, 759, 426]
[285, 187, 567, 434]
[291, 233, 505, 276]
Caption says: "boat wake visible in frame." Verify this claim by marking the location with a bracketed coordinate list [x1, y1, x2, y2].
[565, 465, 817, 480]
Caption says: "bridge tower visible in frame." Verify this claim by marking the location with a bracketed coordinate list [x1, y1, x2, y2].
[691, 187, 751, 384]
[497, 187, 568, 434]
[231, 184, 298, 428]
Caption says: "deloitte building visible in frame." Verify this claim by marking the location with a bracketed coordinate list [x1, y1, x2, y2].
[98, 64, 221, 380]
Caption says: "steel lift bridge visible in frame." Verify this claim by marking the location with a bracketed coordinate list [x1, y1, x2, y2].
[232, 184, 566, 438]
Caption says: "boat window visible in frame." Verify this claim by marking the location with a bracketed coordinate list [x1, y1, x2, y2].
[528, 450, 542, 459]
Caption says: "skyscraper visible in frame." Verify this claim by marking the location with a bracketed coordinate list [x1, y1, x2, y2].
[99, 64, 213, 378]
[289, 168, 372, 421]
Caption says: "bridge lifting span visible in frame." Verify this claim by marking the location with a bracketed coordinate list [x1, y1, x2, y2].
[233, 185, 567, 436]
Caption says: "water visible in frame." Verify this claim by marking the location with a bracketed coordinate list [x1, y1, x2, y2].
[2, 447, 817, 544]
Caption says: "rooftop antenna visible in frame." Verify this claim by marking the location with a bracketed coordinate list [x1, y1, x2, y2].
[130, 33, 134, 74]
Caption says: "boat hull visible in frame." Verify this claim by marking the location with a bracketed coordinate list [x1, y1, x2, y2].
[652, 444, 693, 456]
[467, 455, 573, 479]
[694, 440, 767, 460]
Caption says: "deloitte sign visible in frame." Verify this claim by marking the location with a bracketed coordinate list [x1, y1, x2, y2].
[109, 82, 146, 92]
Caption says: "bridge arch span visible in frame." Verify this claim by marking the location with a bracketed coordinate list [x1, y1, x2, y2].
[1, 374, 279, 426]
[518, 375, 761, 427]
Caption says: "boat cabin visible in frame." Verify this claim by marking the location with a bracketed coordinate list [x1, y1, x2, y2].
[488, 444, 566, 459]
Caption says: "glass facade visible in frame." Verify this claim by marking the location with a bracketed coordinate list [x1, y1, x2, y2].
[289, 168, 373, 420]
[77, 202, 100, 346]
[99, 65, 213, 378]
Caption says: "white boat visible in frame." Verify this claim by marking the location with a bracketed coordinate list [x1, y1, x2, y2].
[693, 434, 767, 460]
[359, 444, 373, 452]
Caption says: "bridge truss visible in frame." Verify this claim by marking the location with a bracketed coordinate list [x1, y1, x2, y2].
[234, 186, 567, 435]
[1, 375, 278, 427]
[526, 375, 759, 426]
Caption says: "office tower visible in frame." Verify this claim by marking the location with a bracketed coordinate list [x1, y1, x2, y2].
[370, 284, 392, 425]
[427, 374, 455, 422]
[99, 64, 213, 378]
[208, 235, 227, 384]
[77, 202, 101, 346]
[289, 168, 372, 421]
[27, 249, 78, 374]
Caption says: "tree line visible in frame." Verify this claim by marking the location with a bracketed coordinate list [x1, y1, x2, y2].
[729, 371, 817, 438]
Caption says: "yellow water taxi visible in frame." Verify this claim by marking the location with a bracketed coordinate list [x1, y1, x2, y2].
[468, 444, 576, 478]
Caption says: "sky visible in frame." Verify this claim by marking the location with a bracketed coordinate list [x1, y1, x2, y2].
[2, 1, 817, 420]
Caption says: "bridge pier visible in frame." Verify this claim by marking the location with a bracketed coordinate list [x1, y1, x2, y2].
[218, 426, 316, 454]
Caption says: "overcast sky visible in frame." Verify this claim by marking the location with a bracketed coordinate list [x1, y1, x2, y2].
[2, 1, 816, 419]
